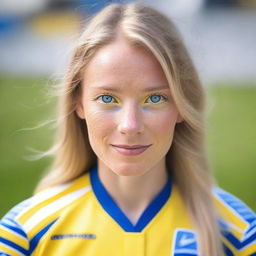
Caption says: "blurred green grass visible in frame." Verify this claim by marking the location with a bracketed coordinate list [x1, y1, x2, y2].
[0, 76, 255, 218]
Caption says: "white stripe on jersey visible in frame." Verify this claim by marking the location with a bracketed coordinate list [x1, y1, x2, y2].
[4, 198, 31, 220]
[214, 187, 254, 225]
[0, 224, 27, 241]
[23, 186, 91, 233]
[15, 182, 74, 220]
[223, 220, 244, 233]
[243, 226, 256, 241]
[0, 241, 26, 256]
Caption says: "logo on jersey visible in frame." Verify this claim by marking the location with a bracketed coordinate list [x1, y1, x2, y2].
[51, 233, 96, 240]
[171, 229, 198, 256]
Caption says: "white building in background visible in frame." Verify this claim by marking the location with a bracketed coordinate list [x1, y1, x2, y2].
[144, 0, 204, 17]
[0, 0, 49, 15]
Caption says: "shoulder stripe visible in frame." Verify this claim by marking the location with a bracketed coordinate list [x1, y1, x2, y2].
[245, 225, 256, 240]
[0, 238, 27, 256]
[0, 223, 27, 240]
[219, 219, 244, 234]
[28, 218, 58, 255]
[1, 184, 73, 227]
[3, 199, 32, 220]
[214, 187, 256, 225]
[223, 243, 234, 256]
[222, 231, 256, 250]
[3, 218, 24, 229]
[15, 183, 73, 220]
[23, 186, 91, 233]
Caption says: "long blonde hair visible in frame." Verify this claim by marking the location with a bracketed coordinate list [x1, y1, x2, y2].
[36, 3, 224, 255]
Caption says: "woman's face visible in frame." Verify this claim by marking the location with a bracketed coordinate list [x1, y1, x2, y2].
[76, 38, 182, 177]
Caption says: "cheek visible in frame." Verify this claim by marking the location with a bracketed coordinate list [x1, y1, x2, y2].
[84, 108, 114, 142]
[148, 108, 178, 134]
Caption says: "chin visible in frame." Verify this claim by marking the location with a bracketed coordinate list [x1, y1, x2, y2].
[111, 162, 149, 177]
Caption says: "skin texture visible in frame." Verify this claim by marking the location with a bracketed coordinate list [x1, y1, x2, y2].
[76, 37, 182, 224]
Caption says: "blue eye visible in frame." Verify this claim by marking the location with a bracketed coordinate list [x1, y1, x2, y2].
[149, 95, 162, 103]
[101, 95, 114, 103]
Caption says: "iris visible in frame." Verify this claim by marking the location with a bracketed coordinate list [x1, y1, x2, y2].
[101, 95, 113, 103]
[149, 95, 161, 103]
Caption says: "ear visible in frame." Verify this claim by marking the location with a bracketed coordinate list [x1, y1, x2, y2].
[75, 101, 85, 119]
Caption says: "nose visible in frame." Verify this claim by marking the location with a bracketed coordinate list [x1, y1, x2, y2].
[117, 102, 144, 135]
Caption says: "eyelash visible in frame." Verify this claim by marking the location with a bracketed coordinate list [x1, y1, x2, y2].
[95, 93, 117, 103]
[95, 93, 168, 104]
[147, 93, 168, 103]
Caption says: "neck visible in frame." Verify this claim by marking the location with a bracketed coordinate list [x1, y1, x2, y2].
[97, 161, 168, 225]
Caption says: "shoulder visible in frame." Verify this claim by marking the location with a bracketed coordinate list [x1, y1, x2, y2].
[213, 187, 255, 227]
[0, 173, 91, 256]
[213, 187, 256, 255]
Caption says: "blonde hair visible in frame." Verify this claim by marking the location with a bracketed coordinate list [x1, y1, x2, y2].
[36, 3, 224, 255]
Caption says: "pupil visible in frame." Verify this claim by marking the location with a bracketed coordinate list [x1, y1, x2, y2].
[103, 95, 112, 103]
[151, 95, 160, 103]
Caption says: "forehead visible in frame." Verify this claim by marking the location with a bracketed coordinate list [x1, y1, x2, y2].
[82, 38, 169, 91]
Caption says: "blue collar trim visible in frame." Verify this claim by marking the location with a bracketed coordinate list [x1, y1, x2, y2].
[90, 166, 172, 232]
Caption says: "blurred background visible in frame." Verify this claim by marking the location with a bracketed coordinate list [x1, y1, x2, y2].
[0, 0, 255, 217]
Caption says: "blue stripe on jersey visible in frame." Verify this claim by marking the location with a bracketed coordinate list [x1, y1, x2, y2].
[223, 243, 234, 256]
[28, 218, 58, 254]
[173, 254, 197, 256]
[246, 221, 256, 234]
[214, 188, 256, 225]
[0, 237, 28, 255]
[90, 166, 135, 232]
[222, 231, 256, 250]
[1, 222, 27, 239]
[135, 177, 171, 231]
[2, 199, 31, 220]
[90, 166, 172, 232]
[249, 253, 256, 256]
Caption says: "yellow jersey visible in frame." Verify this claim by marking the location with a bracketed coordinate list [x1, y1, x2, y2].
[0, 166, 255, 255]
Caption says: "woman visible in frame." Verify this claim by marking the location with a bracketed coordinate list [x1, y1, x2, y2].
[0, 3, 255, 256]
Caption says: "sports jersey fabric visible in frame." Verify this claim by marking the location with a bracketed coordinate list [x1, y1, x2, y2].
[0, 166, 255, 256]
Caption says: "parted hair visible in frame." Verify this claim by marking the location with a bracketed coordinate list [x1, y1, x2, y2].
[36, 3, 224, 255]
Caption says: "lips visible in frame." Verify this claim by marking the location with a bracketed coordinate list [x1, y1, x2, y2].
[110, 144, 152, 156]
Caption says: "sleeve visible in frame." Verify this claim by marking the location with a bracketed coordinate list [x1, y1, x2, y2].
[214, 187, 256, 256]
[237, 220, 256, 256]
[222, 218, 256, 256]
[0, 204, 29, 256]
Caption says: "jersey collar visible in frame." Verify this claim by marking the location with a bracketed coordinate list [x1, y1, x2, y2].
[90, 165, 172, 233]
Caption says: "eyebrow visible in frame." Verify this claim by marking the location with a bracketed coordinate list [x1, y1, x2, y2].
[92, 85, 170, 92]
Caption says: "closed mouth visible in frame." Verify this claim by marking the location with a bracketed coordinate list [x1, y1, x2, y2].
[110, 144, 152, 156]
[111, 144, 152, 149]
